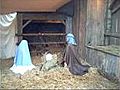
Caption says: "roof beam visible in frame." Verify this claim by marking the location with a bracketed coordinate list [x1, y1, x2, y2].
[1, 0, 71, 13]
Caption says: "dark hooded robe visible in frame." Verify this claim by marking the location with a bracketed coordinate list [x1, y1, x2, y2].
[60, 44, 90, 75]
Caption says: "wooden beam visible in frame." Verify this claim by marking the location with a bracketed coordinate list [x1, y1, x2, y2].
[22, 20, 32, 29]
[0, 0, 2, 14]
[17, 13, 23, 42]
[86, 45, 120, 57]
[73, 0, 87, 59]
[111, 4, 120, 14]
[31, 20, 65, 24]
[104, 33, 120, 38]
[29, 42, 66, 45]
[17, 13, 23, 34]
[16, 33, 66, 36]
[1, 0, 71, 13]
[21, 13, 67, 20]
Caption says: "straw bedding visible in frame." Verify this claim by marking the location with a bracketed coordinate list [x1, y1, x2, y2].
[0, 53, 119, 89]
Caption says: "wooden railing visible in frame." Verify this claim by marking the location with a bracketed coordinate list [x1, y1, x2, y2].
[104, 32, 120, 38]
[16, 33, 66, 36]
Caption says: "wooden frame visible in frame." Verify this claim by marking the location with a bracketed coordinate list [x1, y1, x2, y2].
[86, 45, 120, 57]
[16, 33, 66, 36]
[16, 12, 67, 54]
[22, 12, 67, 20]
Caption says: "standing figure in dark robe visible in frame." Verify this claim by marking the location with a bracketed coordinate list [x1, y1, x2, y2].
[60, 33, 90, 75]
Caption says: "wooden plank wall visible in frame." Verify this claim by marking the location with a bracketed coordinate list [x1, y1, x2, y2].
[86, 0, 107, 46]
[110, 0, 120, 45]
[103, 0, 120, 46]
[86, 47, 120, 83]
[73, 0, 106, 59]
[73, 0, 87, 59]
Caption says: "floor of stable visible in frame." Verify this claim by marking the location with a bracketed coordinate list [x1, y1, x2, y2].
[0, 47, 119, 89]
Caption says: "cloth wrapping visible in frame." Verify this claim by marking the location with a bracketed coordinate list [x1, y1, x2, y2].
[10, 40, 35, 75]
[41, 53, 57, 71]
[0, 12, 17, 59]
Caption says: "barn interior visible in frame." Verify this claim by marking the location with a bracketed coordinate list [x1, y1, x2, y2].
[0, 0, 120, 89]
[22, 17, 66, 54]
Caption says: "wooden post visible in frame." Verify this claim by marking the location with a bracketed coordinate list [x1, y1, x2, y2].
[17, 13, 23, 43]
[79, 0, 87, 60]
[73, 0, 87, 59]
[0, 0, 2, 14]
[73, 0, 80, 59]
[66, 17, 73, 33]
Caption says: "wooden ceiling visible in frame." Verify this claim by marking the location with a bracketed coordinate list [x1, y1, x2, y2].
[1, 0, 71, 13]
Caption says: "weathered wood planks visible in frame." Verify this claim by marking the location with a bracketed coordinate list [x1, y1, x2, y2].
[86, 46, 120, 83]
[86, 0, 106, 46]
[73, 0, 87, 59]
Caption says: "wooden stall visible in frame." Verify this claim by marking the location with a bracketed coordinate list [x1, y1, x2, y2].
[16, 12, 68, 54]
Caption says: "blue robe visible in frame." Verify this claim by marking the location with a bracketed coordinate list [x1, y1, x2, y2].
[10, 40, 35, 75]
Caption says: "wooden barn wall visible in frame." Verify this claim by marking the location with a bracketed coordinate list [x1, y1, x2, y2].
[57, 1, 74, 17]
[73, 0, 87, 59]
[86, 0, 107, 46]
[73, 0, 106, 59]
[85, 0, 120, 82]
[86, 47, 120, 82]
[110, 9, 120, 45]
